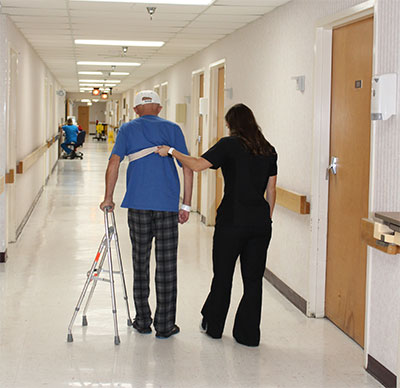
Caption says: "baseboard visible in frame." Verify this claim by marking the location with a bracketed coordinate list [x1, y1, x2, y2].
[0, 250, 7, 263]
[367, 354, 396, 388]
[264, 268, 307, 315]
[16, 186, 44, 239]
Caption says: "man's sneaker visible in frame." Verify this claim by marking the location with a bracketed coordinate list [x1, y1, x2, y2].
[200, 318, 208, 333]
[155, 324, 180, 339]
[132, 320, 152, 334]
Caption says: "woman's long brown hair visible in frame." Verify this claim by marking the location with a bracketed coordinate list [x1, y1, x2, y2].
[225, 103, 275, 156]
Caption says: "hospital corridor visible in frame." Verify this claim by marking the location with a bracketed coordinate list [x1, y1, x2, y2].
[0, 140, 382, 387]
[0, 0, 400, 387]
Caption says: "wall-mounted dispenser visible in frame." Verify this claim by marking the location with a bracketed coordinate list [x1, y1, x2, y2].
[199, 97, 208, 116]
[371, 73, 397, 120]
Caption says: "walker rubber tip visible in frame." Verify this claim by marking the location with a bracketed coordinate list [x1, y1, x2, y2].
[67, 334, 73, 343]
[114, 336, 121, 345]
[82, 316, 88, 326]
[127, 319, 132, 326]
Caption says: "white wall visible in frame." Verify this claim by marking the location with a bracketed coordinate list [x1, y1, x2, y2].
[367, 0, 400, 375]
[129, 0, 400, 375]
[0, 15, 8, 254]
[0, 16, 64, 254]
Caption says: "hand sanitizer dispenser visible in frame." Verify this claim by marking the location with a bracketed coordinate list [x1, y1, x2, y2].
[371, 73, 397, 120]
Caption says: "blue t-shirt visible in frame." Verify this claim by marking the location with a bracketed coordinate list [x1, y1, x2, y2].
[62, 125, 79, 143]
[111, 115, 189, 212]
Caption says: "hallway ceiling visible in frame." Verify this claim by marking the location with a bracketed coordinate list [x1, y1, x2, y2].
[0, 0, 290, 93]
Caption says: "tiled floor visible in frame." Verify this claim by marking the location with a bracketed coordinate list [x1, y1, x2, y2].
[0, 141, 382, 388]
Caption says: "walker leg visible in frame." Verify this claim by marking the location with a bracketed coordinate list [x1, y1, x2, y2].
[82, 316, 88, 326]
[66, 237, 106, 340]
[111, 211, 133, 327]
[105, 210, 120, 345]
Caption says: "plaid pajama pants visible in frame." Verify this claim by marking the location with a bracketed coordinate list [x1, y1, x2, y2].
[128, 209, 179, 333]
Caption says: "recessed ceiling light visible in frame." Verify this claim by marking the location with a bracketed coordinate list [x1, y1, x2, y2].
[80, 83, 117, 87]
[75, 39, 164, 47]
[79, 71, 103, 75]
[77, 61, 140, 67]
[110, 72, 129, 75]
[71, 0, 214, 4]
[79, 79, 121, 83]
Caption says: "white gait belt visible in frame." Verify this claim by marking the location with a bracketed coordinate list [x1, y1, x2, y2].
[128, 146, 159, 163]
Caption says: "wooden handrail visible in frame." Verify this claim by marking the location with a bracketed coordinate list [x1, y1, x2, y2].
[16, 143, 48, 174]
[361, 218, 400, 255]
[0, 175, 4, 195]
[276, 187, 310, 214]
[16, 134, 59, 174]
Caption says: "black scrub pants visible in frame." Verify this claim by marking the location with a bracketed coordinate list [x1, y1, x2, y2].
[201, 223, 272, 346]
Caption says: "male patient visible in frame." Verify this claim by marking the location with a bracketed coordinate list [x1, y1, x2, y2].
[100, 90, 193, 338]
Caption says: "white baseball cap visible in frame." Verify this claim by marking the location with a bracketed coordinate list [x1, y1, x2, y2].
[134, 90, 161, 107]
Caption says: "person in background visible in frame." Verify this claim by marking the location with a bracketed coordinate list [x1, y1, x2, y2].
[156, 103, 277, 347]
[100, 90, 193, 339]
[60, 118, 79, 156]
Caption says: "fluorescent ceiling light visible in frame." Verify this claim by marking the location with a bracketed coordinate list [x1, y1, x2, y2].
[81, 99, 91, 102]
[75, 39, 164, 47]
[80, 88, 94, 91]
[71, 0, 214, 4]
[79, 79, 121, 83]
[110, 72, 129, 75]
[80, 83, 117, 87]
[77, 61, 140, 66]
[79, 71, 103, 75]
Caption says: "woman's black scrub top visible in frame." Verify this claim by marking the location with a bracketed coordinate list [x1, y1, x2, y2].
[202, 136, 277, 227]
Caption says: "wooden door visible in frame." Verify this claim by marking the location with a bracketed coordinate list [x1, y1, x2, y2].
[197, 73, 204, 213]
[78, 106, 90, 133]
[325, 17, 373, 347]
[215, 66, 225, 213]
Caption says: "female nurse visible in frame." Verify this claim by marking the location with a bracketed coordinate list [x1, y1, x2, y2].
[156, 103, 277, 347]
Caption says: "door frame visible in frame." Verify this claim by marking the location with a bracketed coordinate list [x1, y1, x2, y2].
[206, 59, 226, 225]
[6, 45, 19, 243]
[191, 68, 205, 214]
[309, 0, 375, 359]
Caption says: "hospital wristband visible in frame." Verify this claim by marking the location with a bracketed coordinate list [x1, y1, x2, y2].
[168, 147, 175, 156]
[181, 204, 191, 212]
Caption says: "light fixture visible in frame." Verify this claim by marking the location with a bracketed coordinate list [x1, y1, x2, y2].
[75, 39, 164, 47]
[80, 88, 94, 91]
[77, 61, 140, 67]
[70, 0, 214, 4]
[109, 72, 129, 76]
[79, 79, 121, 83]
[92, 88, 100, 96]
[80, 83, 117, 87]
[81, 99, 91, 102]
[101, 92, 108, 100]
[79, 71, 103, 75]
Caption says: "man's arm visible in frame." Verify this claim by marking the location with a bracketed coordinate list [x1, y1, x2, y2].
[100, 154, 121, 211]
[179, 164, 193, 224]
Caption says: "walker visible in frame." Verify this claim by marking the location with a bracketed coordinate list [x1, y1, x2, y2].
[67, 207, 132, 345]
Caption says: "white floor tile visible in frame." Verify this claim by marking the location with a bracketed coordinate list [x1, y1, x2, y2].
[0, 141, 382, 388]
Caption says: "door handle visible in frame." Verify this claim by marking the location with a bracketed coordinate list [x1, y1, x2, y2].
[326, 156, 338, 180]
[196, 135, 202, 144]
